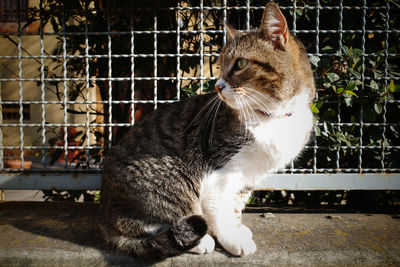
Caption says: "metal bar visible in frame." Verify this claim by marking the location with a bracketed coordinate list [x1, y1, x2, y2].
[16, 0, 25, 170]
[3, 122, 399, 129]
[1, 4, 395, 13]
[176, 2, 181, 101]
[336, 0, 343, 172]
[199, 0, 204, 93]
[256, 174, 400, 191]
[62, 3, 68, 169]
[39, 1, 47, 170]
[84, 2, 91, 166]
[107, 2, 112, 150]
[1, 51, 399, 60]
[130, 2, 135, 125]
[313, 0, 320, 174]
[245, 0, 250, 30]
[2, 100, 400, 107]
[0, 174, 102, 190]
[292, 0, 296, 36]
[2, 75, 399, 83]
[153, 14, 158, 109]
[1, 173, 399, 191]
[381, 1, 390, 173]
[222, 0, 227, 46]
[358, 0, 367, 173]
[1, 144, 400, 151]
[289, 1, 297, 173]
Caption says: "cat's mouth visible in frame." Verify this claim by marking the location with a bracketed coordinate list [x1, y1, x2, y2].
[255, 109, 271, 117]
[255, 109, 293, 118]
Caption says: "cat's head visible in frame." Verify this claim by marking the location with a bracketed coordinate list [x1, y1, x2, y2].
[216, 2, 315, 118]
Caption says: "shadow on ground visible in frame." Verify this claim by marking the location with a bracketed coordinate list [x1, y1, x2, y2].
[0, 201, 166, 266]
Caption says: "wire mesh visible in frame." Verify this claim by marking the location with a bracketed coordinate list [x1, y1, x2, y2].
[0, 0, 399, 180]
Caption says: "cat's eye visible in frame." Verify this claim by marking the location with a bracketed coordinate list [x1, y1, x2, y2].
[233, 58, 249, 70]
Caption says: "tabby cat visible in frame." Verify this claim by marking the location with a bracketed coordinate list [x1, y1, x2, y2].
[100, 2, 315, 259]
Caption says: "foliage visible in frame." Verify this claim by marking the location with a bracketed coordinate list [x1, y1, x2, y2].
[42, 189, 99, 202]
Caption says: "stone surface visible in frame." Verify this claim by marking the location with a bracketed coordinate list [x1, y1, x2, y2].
[0, 202, 399, 266]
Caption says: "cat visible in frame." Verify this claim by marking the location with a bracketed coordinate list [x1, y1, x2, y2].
[100, 2, 315, 260]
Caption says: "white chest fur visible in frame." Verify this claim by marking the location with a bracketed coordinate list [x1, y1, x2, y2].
[238, 94, 312, 180]
[203, 92, 313, 190]
[246, 103, 312, 177]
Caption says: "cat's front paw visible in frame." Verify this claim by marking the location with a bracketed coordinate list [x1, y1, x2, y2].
[217, 225, 256, 257]
[189, 234, 215, 254]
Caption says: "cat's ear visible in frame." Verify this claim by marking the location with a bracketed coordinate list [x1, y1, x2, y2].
[224, 23, 239, 42]
[259, 2, 289, 49]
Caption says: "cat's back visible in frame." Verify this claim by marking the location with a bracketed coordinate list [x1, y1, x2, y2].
[107, 93, 217, 158]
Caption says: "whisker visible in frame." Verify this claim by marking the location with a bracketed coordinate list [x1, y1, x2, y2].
[188, 95, 221, 146]
[243, 96, 261, 126]
[240, 88, 275, 115]
[245, 93, 273, 115]
[242, 87, 275, 107]
[235, 95, 254, 142]
[185, 94, 219, 132]
[208, 99, 222, 148]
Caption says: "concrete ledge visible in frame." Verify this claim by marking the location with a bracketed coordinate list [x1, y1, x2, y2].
[0, 202, 399, 266]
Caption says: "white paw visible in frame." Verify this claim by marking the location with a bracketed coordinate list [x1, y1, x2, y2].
[189, 234, 215, 254]
[217, 225, 257, 257]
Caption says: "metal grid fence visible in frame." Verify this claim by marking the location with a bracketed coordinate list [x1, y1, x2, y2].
[0, 0, 399, 190]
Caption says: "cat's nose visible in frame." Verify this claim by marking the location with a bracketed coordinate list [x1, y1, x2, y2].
[215, 79, 226, 93]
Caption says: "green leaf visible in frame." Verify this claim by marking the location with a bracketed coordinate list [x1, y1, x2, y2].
[345, 81, 357, 92]
[374, 103, 383, 114]
[310, 102, 319, 114]
[370, 80, 379, 90]
[390, 126, 399, 138]
[388, 80, 395, 93]
[322, 45, 334, 51]
[347, 47, 353, 56]
[344, 90, 358, 97]
[326, 72, 340, 83]
[352, 48, 363, 57]
[340, 45, 349, 54]
[350, 69, 361, 79]
[336, 87, 344, 94]
[322, 121, 329, 136]
[314, 124, 321, 136]
[309, 55, 320, 67]
[315, 100, 323, 109]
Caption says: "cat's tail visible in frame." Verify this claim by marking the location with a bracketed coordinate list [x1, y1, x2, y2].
[100, 215, 207, 260]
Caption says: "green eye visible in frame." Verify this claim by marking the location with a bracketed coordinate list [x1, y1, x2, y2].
[234, 58, 249, 70]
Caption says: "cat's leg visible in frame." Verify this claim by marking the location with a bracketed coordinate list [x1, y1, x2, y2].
[201, 174, 256, 257]
[188, 233, 215, 254]
[216, 189, 256, 257]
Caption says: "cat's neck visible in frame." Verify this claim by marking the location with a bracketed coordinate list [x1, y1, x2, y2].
[238, 91, 310, 126]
